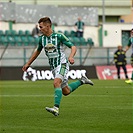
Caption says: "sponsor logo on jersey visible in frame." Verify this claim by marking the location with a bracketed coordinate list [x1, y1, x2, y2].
[45, 43, 56, 53]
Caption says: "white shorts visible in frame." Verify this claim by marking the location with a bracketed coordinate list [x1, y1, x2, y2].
[52, 63, 69, 89]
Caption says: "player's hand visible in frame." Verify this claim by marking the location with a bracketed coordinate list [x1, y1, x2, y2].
[22, 64, 30, 71]
[68, 57, 75, 65]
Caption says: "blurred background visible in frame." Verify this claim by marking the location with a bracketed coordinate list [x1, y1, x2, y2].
[0, 0, 133, 80]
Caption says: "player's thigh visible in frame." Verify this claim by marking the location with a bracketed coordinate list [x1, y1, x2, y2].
[52, 63, 69, 78]
[52, 63, 69, 87]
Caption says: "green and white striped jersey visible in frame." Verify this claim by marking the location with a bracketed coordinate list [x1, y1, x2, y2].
[128, 37, 133, 53]
[37, 31, 74, 69]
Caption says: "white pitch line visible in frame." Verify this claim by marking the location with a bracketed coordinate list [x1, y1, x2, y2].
[0, 94, 131, 97]
[0, 94, 53, 97]
[95, 86, 131, 89]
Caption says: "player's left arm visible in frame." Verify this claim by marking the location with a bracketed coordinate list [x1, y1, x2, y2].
[60, 33, 77, 64]
[68, 46, 77, 64]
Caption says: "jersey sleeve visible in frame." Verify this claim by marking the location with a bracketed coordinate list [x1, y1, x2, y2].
[127, 38, 131, 47]
[37, 36, 43, 52]
[60, 33, 74, 48]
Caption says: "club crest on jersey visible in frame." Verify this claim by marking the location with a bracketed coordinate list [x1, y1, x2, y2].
[45, 43, 56, 52]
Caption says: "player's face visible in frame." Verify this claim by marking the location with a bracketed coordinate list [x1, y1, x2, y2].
[39, 22, 50, 35]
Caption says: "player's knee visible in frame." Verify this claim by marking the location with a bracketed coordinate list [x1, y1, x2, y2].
[53, 78, 62, 88]
[53, 81, 61, 88]
[53, 82, 60, 88]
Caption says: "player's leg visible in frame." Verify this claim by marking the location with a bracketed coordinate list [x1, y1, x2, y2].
[45, 77, 62, 116]
[53, 78, 63, 108]
[62, 74, 94, 96]
[45, 64, 68, 116]
[45, 64, 94, 116]
[62, 80, 81, 96]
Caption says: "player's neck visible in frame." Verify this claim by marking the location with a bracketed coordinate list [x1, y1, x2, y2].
[45, 29, 53, 37]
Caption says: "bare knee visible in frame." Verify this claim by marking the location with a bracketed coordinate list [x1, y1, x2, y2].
[54, 78, 62, 88]
[53, 81, 60, 88]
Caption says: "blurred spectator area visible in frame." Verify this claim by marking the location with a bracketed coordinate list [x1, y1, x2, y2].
[0, 2, 98, 26]
[0, 0, 131, 23]
[0, 1, 132, 47]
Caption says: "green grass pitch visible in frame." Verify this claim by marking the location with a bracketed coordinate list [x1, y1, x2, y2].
[0, 79, 133, 133]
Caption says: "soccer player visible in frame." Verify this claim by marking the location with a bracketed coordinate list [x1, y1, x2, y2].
[125, 29, 133, 84]
[22, 17, 94, 116]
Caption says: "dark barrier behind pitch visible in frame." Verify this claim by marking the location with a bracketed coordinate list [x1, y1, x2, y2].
[0, 66, 97, 80]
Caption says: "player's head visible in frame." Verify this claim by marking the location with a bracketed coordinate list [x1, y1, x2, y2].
[131, 28, 133, 37]
[38, 17, 52, 26]
[38, 17, 52, 35]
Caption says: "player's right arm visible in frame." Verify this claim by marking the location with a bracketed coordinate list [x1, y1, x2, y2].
[22, 36, 43, 71]
[22, 50, 41, 71]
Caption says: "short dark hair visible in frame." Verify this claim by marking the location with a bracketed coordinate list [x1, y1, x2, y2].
[38, 17, 52, 26]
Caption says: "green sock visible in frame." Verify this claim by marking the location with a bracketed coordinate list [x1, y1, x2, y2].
[68, 80, 82, 92]
[54, 88, 62, 108]
[131, 72, 133, 80]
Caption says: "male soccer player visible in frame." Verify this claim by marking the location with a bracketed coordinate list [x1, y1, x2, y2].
[125, 29, 133, 84]
[22, 17, 94, 116]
